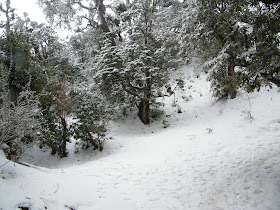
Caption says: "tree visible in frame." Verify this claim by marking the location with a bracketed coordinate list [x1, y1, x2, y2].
[38, 55, 78, 158]
[193, 0, 252, 99]
[38, 0, 117, 43]
[71, 91, 111, 151]
[191, 0, 279, 100]
[39, 0, 184, 124]
[0, 8, 52, 102]
[94, 0, 183, 124]
[1, 1, 112, 159]
[0, 0, 15, 32]
[0, 66, 42, 161]
[0, 6, 78, 158]
[0, 3, 57, 160]
[0, 2, 32, 101]
[248, 2, 280, 87]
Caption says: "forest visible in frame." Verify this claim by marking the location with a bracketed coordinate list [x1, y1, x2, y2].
[1, 0, 280, 209]
[0, 0, 279, 161]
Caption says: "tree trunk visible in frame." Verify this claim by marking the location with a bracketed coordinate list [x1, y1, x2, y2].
[59, 115, 68, 158]
[138, 99, 150, 124]
[95, 0, 116, 46]
[228, 60, 237, 99]
[4, 0, 11, 32]
[9, 84, 20, 103]
[88, 132, 99, 150]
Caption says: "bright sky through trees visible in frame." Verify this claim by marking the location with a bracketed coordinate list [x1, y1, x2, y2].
[10, 0, 46, 23]
[7, 0, 71, 39]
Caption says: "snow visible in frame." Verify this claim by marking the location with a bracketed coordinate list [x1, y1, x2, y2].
[1, 65, 280, 210]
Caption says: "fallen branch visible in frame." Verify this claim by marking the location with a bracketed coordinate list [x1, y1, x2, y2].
[0, 160, 11, 168]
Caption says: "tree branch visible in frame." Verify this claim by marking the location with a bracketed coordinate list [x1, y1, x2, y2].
[73, 0, 96, 11]
[212, 30, 226, 44]
[120, 80, 139, 97]
[261, 73, 280, 87]
[80, 16, 98, 28]
[0, 6, 6, 13]
[128, 82, 147, 91]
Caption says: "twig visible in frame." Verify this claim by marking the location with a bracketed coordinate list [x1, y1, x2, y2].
[246, 92, 252, 118]
[54, 184, 60, 194]
[0, 160, 11, 168]
[15, 161, 31, 167]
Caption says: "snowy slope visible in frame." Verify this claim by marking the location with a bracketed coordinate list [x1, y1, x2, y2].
[1, 65, 280, 210]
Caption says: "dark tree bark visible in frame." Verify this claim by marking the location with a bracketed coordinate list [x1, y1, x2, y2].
[228, 59, 237, 99]
[57, 74, 69, 158]
[86, 133, 103, 151]
[98, 138, 104, 151]
[88, 132, 99, 150]
[9, 84, 20, 102]
[138, 99, 150, 125]
[59, 115, 68, 158]
[138, 66, 152, 125]
[95, 0, 116, 46]
[5, 57, 21, 102]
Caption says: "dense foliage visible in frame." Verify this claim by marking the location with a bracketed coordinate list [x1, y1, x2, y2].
[0, 0, 279, 160]
[190, 0, 280, 100]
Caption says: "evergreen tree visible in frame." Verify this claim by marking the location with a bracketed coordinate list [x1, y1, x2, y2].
[39, 54, 77, 158]
[247, 2, 280, 87]
[94, 0, 183, 124]
[0, 6, 74, 158]
[0, 0, 15, 32]
[190, 0, 279, 100]
[1, 0, 113, 159]
[194, 0, 252, 99]
[39, 0, 185, 124]
[71, 90, 111, 151]
[0, 64, 42, 161]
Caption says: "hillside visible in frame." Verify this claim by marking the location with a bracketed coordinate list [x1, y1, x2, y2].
[1, 65, 280, 210]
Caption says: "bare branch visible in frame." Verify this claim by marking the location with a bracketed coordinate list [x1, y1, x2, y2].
[80, 15, 98, 28]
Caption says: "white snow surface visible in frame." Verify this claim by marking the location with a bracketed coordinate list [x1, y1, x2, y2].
[1, 65, 280, 210]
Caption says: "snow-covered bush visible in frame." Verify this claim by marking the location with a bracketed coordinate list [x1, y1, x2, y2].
[71, 92, 111, 152]
[0, 88, 42, 161]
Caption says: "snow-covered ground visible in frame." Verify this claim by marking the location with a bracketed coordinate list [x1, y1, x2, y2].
[1, 65, 280, 210]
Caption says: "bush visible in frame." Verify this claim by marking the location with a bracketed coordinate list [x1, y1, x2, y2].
[71, 93, 111, 151]
[0, 88, 42, 161]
